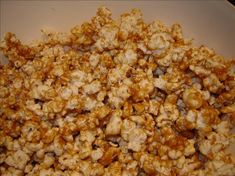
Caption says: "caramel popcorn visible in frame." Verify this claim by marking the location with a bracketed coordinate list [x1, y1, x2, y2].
[0, 6, 234, 176]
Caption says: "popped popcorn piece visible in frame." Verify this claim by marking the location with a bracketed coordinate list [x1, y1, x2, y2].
[105, 110, 122, 135]
[21, 121, 40, 142]
[108, 64, 130, 84]
[168, 149, 182, 159]
[108, 84, 131, 108]
[127, 128, 147, 152]
[83, 80, 101, 94]
[184, 140, 196, 156]
[99, 147, 120, 166]
[95, 24, 119, 51]
[189, 65, 211, 77]
[70, 69, 87, 88]
[58, 86, 73, 100]
[171, 23, 183, 40]
[183, 88, 203, 109]
[119, 9, 143, 40]
[5, 150, 30, 170]
[148, 20, 169, 34]
[148, 33, 170, 52]
[149, 99, 160, 116]
[203, 73, 224, 93]
[83, 96, 98, 111]
[80, 130, 96, 144]
[199, 140, 212, 156]
[121, 119, 137, 141]
[26, 100, 43, 116]
[42, 154, 55, 168]
[89, 53, 100, 67]
[115, 49, 137, 66]
[91, 148, 104, 161]
[1, 167, 23, 176]
[58, 153, 80, 169]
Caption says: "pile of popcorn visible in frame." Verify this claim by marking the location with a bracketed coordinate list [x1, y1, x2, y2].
[0, 7, 235, 176]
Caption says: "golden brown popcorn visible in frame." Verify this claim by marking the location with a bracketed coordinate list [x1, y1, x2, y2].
[0, 86, 9, 98]
[171, 23, 183, 41]
[148, 33, 170, 52]
[99, 147, 120, 166]
[5, 150, 30, 170]
[119, 9, 143, 40]
[147, 20, 169, 35]
[104, 161, 122, 176]
[154, 68, 186, 93]
[0, 166, 23, 176]
[121, 119, 136, 141]
[105, 110, 122, 136]
[183, 88, 203, 109]
[95, 24, 119, 51]
[203, 73, 224, 93]
[21, 121, 41, 142]
[42, 153, 55, 168]
[115, 49, 138, 66]
[0, 6, 235, 176]
[127, 128, 147, 152]
[91, 148, 104, 161]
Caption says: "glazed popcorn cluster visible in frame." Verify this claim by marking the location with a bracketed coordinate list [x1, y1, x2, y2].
[0, 7, 235, 176]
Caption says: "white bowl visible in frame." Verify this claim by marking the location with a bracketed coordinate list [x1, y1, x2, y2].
[1, 0, 234, 57]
